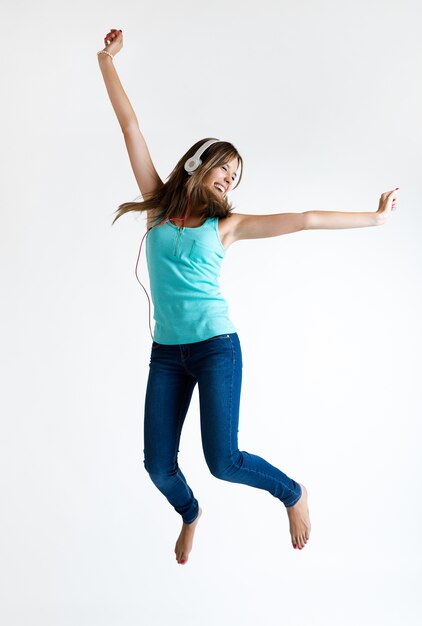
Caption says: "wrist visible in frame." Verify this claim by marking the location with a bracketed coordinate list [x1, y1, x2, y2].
[97, 49, 113, 62]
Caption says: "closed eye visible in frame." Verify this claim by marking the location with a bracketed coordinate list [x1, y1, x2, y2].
[222, 165, 236, 181]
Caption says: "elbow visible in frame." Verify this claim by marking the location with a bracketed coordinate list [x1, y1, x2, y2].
[302, 211, 311, 230]
[121, 122, 139, 135]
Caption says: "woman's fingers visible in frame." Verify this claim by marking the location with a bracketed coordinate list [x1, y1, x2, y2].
[106, 29, 122, 37]
[104, 29, 122, 47]
[104, 29, 122, 43]
[389, 189, 398, 211]
[377, 188, 399, 219]
[102, 29, 123, 55]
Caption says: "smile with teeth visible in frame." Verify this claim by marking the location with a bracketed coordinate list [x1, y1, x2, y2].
[214, 183, 225, 193]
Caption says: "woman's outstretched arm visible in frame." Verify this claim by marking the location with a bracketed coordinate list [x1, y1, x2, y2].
[97, 29, 163, 196]
[229, 188, 399, 242]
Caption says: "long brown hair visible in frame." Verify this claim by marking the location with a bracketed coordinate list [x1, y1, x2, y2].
[111, 138, 243, 226]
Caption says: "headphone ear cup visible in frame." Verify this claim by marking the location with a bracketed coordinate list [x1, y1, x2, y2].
[184, 139, 220, 175]
[184, 157, 202, 175]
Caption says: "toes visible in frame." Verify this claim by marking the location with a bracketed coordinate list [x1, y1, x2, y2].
[292, 533, 310, 550]
[292, 531, 310, 550]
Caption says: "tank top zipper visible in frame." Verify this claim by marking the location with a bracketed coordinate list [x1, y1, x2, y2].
[173, 226, 183, 256]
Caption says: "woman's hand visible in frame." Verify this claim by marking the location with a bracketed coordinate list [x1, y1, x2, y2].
[376, 188, 399, 224]
[101, 28, 123, 57]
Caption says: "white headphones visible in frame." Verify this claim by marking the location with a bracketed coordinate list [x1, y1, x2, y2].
[184, 139, 220, 175]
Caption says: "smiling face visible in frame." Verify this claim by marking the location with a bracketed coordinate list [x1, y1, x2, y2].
[202, 156, 240, 198]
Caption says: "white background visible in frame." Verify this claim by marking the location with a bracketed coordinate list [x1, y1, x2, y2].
[2, 1, 422, 624]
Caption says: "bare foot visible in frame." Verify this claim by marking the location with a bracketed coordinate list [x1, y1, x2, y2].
[175, 507, 202, 565]
[286, 484, 311, 550]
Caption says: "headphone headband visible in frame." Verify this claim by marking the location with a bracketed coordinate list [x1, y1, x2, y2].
[184, 139, 220, 176]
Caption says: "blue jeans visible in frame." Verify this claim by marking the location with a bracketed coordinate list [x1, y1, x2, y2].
[143, 332, 302, 524]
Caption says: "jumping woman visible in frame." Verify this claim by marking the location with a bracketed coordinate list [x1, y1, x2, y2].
[97, 29, 399, 565]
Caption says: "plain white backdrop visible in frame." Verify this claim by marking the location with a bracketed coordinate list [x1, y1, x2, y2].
[2, 0, 421, 624]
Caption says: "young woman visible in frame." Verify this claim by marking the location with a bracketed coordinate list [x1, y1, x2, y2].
[97, 29, 399, 566]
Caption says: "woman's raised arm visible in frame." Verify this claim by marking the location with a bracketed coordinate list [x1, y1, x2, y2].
[97, 29, 163, 197]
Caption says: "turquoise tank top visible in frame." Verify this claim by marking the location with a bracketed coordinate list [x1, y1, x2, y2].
[145, 216, 237, 344]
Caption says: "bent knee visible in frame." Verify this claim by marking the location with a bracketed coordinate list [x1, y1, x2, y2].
[207, 449, 245, 480]
[207, 458, 241, 481]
